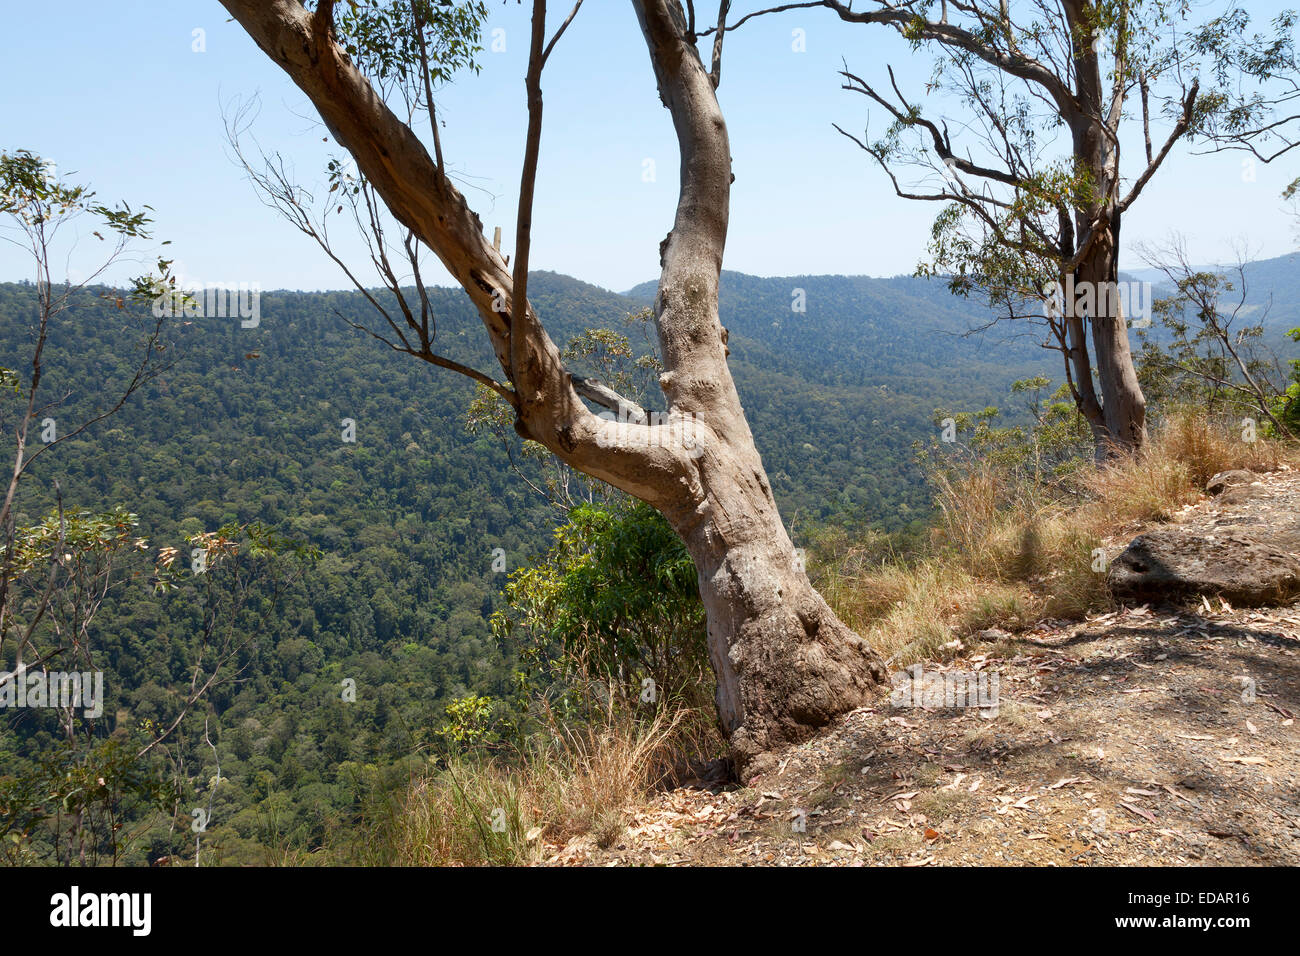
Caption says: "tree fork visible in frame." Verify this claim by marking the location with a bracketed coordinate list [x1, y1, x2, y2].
[218, 0, 889, 779]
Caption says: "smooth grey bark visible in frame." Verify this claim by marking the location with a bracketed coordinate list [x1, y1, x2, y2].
[1067, 2, 1149, 456]
[632, 0, 885, 770]
[217, 0, 886, 777]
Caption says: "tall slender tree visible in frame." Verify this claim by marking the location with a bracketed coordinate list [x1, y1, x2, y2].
[716, 0, 1300, 457]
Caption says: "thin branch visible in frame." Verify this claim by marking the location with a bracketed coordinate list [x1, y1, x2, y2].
[710, 1, 731, 89]
[1118, 79, 1198, 212]
[542, 0, 585, 66]
[511, 0, 548, 392]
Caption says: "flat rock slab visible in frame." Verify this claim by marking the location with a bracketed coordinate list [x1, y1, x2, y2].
[1107, 468, 1300, 606]
[1108, 524, 1300, 606]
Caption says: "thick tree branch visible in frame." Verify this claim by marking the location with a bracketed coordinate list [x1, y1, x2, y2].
[572, 376, 651, 422]
[632, 0, 735, 419]
[217, 0, 684, 492]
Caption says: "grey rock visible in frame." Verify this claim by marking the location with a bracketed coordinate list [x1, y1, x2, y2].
[1206, 470, 1255, 496]
[1107, 525, 1300, 606]
[1218, 486, 1262, 507]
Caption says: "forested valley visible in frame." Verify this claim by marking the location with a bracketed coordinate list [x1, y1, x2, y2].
[6, 0, 1300, 882]
[0, 266, 1102, 862]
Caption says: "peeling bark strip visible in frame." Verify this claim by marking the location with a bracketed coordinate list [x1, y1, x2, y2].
[218, 0, 886, 777]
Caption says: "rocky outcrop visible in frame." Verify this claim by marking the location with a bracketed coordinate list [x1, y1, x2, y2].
[1107, 469, 1300, 607]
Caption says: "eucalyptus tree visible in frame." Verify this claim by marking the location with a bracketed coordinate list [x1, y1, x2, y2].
[215, 0, 886, 777]
[0, 150, 170, 723]
[718, 0, 1300, 457]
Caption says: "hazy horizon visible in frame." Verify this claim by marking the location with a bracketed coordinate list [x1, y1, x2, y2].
[3, 1, 1299, 293]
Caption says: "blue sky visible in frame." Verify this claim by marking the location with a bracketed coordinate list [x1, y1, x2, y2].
[2, 1, 1297, 293]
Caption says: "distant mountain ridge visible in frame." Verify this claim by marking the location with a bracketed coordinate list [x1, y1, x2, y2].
[3, 253, 1295, 539]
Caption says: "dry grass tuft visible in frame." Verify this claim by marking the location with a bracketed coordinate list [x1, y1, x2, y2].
[307, 704, 701, 866]
[819, 411, 1298, 667]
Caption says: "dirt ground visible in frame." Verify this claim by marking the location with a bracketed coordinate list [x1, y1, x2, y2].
[542, 472, 1300, 867]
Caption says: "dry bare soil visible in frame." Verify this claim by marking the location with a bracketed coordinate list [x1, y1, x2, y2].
[545, 471, 1300, 866]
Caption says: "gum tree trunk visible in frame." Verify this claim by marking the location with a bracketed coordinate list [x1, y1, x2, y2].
[1063, 227, 1148, 459]
[1069, 2, 1149, 458]
[660, 471, 886, 772]
[632, 0, 885, 774]
[219, 0, 888, 779]
[1060, 228, 1149, 459]
[1081, 229, 1148, 456]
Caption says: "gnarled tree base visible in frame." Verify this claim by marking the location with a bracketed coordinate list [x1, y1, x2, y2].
[690, 536, 889, 781]
[726, 597, 887, 780]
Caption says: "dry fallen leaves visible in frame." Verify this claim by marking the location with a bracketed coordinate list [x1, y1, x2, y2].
[1219, 754, 1271, 766]
[1119, 802, 1158, 824]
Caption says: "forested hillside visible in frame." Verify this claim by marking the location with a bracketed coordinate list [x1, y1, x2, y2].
[0, 267, 1096, 861]
[1128, 252, 1300, 337]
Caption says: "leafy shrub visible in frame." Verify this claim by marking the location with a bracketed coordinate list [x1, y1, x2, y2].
[1268, 328, 1300, 438]
[494, 500, 711, 724]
